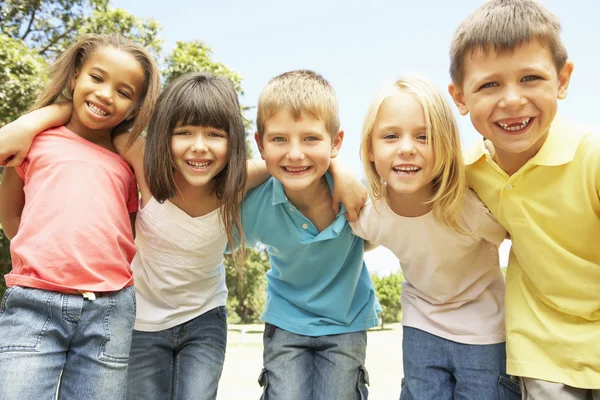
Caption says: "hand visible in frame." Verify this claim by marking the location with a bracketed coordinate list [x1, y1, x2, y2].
[332, 175, 367, 223]
[484, 139, 496, 159]
[0, 118, 39, 167]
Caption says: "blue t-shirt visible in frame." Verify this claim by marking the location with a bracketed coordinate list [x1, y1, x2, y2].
[241, 173, 381, 336]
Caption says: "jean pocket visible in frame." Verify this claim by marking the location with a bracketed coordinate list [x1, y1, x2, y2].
[357, 365, 369, 399]
[499, 375, 522, 400]
[0, 286, 54, 353]
[98, 290, 135, 364]
[258, 368, 269, 400]
[215, 305, 227, 324]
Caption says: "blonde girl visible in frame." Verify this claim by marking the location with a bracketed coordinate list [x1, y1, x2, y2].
[351, 76, 520, 400]
[0, 33, 161, 400]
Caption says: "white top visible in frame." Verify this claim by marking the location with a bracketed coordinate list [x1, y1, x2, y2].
[132, 197, 228, 331]
[351, 189, 507, 344]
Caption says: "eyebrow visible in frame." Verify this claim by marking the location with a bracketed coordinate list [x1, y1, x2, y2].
[89, 67, 137, 94]
[376, 123, 427, 132]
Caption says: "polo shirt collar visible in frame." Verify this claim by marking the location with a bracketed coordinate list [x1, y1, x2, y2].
[463, 117, 575, 167]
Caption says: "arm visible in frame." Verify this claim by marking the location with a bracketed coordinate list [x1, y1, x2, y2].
[0, 168, 25, 239]
[0, 102, 72, 167]
[245, 158, 270, 193]
[364, 240, 379, 252]
[329, 158, 367, 222]
[113, 132, 150, 207]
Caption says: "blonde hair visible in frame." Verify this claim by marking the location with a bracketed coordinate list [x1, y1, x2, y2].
[360, 76, 466, 233]
[31, 33, 161, 148]
[256, 70, 339, 138]
[450, 0, 567, 87]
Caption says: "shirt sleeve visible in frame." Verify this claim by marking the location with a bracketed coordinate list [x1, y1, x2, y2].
[476, 200, 506, 246]
[126, 176, 139, 213]
[348, 201, 375, 241]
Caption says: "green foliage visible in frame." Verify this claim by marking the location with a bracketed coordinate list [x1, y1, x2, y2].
[0, 34, 47, 124]
[0, 229, 11, 298]
[371, 271, 403, 329]
[224, 248, 270, 324]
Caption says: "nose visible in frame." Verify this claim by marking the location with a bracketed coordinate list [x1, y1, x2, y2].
[499, 84, 526, 109]
[191, 135, 208, 153]
[397, 137, 416, 156]
[95, 85, 114, 105]
[286, 141, 304, 161]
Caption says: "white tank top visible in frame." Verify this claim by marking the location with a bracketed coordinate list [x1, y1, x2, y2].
[131, 197, 228, 331]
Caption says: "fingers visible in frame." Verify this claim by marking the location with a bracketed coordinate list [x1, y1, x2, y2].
[5, 154, 23, 168]
[345, 208, 358, 223]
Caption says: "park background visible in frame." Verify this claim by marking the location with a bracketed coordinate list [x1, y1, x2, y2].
[0, 0, 598, 398]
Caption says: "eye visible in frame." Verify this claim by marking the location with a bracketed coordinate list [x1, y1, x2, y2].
[521, 75, 541, 82]
[383, 133, 398, 140]
[209, 131, 226, 138]
[90, 74, 102, 82]
[117, 90, 131, 99]
[173, 130, 190, 136]
[304, 136, 319, 141]
[272, 137, 286, 142]
[479, 82, 498, 90]
[416, 134, 427, 141]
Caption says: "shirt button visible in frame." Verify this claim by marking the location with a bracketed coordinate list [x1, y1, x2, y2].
[301, 223, 308, 229]
[289, 208, 294, 212]
[505, 184, 513, 190]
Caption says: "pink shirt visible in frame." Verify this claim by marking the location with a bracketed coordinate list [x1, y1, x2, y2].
[351, 189, 507, 345]
[7, 126, 138, 292]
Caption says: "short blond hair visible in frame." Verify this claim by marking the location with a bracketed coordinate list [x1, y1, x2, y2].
[360, 76, 466, 233]
[450, 0, 568, 87]
[256, 70, 339, 138]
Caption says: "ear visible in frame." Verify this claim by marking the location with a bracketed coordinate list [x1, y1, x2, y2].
[557, 61, 574, 100]
[448, 83, 469, 116]
[330, 130, 344, 158]
[70, 69, 80, 92]
[254, 132, 265, 160]
[126, 107, 140, 121]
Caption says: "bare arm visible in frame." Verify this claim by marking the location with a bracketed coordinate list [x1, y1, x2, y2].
[329, 158, 367, 222]
[0, 168, 25, 239]
[0, 103, 72, 167]
[113, 133, 151, 207]
[245, 158, 270, 193]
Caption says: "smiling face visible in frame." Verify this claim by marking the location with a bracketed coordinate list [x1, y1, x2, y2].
[66, 46, 145, 139]
[449, 40, 573, 168]
[256, 110, 343, 195]
[368, 90, 435, 201]
[170, 124, 230, 191]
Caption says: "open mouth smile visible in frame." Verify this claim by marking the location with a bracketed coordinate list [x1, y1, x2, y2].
[393, 165, 421, 175]
[495, 117, 533, 133]
[186, 160, 212, 169]
[282, 166, 312, 174]
[86, 101, 108, 117]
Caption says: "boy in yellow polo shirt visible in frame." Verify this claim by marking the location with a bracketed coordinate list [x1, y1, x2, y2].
[448, 0, 600, 398]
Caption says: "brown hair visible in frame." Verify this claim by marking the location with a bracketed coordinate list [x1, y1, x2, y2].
[144, 72, 247, 264]
[256, 69, 339, 138]
[31, 33, 161, 148]
[450, 0, 568, 87]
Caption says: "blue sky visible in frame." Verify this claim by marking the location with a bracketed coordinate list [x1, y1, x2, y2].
[112, 0, 600, 274]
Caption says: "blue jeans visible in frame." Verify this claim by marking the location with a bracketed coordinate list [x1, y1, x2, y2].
[400, 327, 521, 400]
[126, 306, 228, 400]
[0, 285, 136, 400]
[259, 323, 369, 400]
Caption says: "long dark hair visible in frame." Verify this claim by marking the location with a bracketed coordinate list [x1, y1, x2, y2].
[145, 72, 247, 265]
[31, 33, 161, 147]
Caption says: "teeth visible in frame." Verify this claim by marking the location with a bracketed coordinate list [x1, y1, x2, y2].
[285, 166, 310, 172]
[87, 102, 108, 116]
[497, 118, 531, 131]
[393, 166, 420, 172]
[187, 161, 210, 168]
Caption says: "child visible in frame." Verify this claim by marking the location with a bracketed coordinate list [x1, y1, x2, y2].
[0, 33, 161, 399]
[0, 71, 366, 400]
[242, 69, 380, 400]
[352, 76, 520, 400]
[448, 0, 600, 398]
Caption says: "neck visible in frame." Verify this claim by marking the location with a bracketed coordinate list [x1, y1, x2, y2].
[65, 113, 114, 151]
[284, 176, 331, 210]
[170, 172, 218, 217]
[386, 184, 434, 218]
[494, 130, 549, 176]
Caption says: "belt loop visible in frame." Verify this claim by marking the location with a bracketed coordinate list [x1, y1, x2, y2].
[266, 324, 276, 338]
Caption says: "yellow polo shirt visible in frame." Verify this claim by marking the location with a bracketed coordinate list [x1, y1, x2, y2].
[465, 119, 600, 388]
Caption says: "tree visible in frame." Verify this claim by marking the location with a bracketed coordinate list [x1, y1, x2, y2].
[224, 248, 270, 324]
[371, 272, 403, 329]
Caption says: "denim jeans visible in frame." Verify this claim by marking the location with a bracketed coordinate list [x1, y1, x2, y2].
[126, 306, 228, 400]
[400, 327, 521, 400]
[0, 285, 136, 400]
[259, 323, 369, 400]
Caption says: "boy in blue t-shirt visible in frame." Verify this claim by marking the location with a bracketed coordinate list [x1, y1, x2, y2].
[242, 70, 380, 399]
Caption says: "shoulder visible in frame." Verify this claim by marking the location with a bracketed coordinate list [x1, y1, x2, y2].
[462, 189, 505, 245]
[242, 178, 273, 208]
[350, 198, 390, 241]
